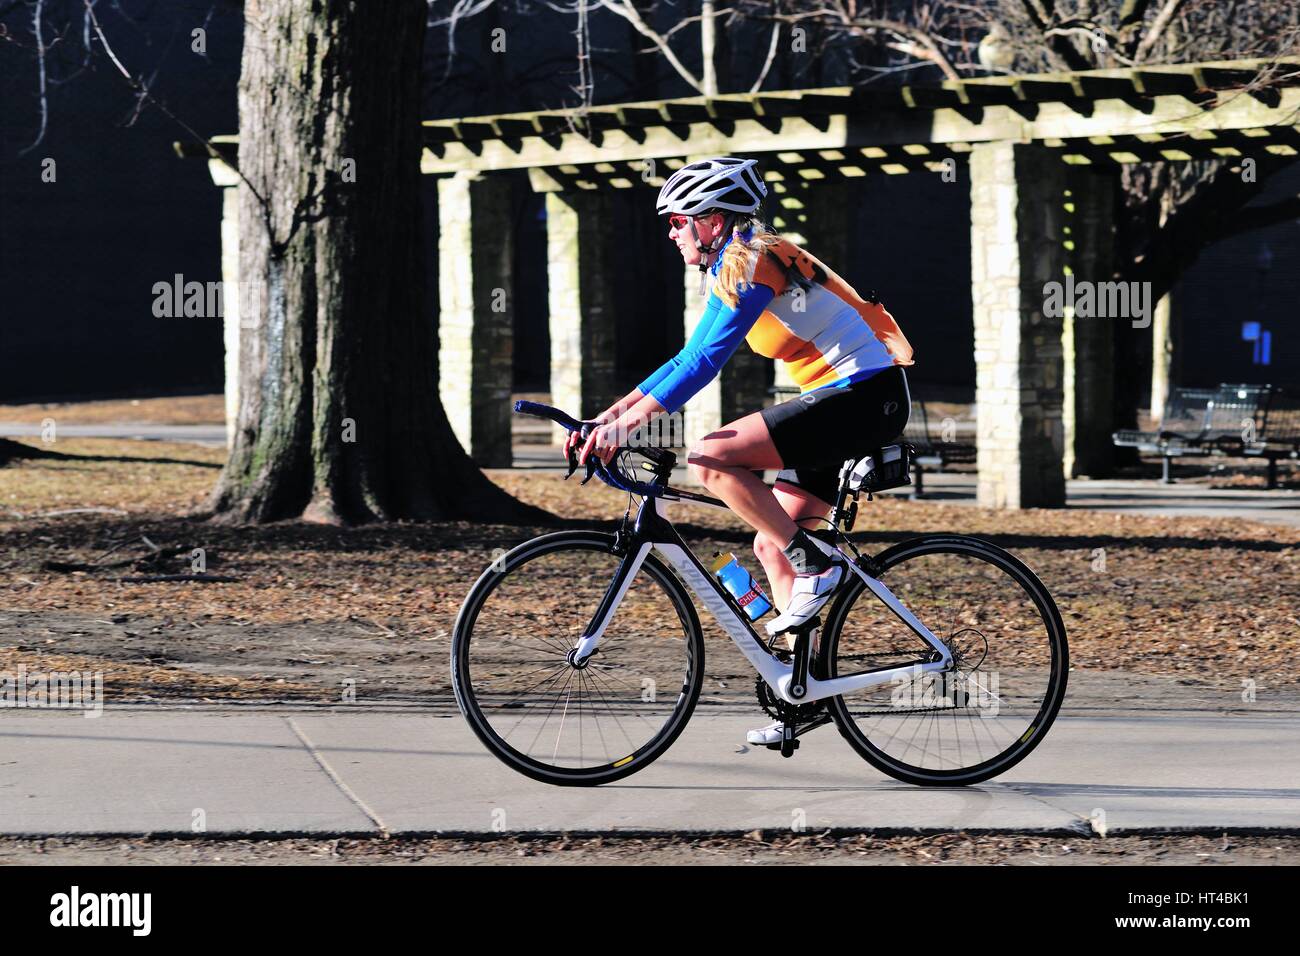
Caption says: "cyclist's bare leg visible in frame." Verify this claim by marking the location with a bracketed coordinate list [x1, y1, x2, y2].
[753, 483, 833, 649]
[685, 411, 797, 547]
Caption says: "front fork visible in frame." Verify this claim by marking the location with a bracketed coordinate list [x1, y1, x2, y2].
[570, 539, 650, 663]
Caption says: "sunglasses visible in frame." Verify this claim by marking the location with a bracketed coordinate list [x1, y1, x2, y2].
[667, 215, 692, 231]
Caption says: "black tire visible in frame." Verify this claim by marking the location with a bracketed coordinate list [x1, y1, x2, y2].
[821, 534, 1068, 786]
[451, 530, 705, 786]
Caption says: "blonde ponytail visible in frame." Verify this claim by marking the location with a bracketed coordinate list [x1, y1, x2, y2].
[713, 216, 784, 309]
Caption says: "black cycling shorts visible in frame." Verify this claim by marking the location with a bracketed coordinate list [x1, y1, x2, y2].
[755, 364, 911, 506]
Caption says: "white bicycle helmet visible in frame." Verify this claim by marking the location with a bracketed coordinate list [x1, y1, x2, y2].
[656, 156, 767, 217]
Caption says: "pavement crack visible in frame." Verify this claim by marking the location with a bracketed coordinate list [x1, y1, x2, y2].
[994, 781, 1094, 833]
[284, 717, 390, 838]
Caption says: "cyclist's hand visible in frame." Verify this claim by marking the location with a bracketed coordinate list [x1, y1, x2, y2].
[562, 427, 583, 463]
[563, 416, 606, 464]
[578, 421, 621, 467]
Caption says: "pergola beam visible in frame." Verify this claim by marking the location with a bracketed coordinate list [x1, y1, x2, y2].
[423, 87, 1300, 175]
[517, 127, 1299, 192]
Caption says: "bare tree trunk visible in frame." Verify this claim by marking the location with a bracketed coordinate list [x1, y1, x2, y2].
[211, 0, 547, 526]
[700, 0, 718, 96]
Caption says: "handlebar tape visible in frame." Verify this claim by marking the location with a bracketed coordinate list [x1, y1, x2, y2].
[513, 400, 587, 433]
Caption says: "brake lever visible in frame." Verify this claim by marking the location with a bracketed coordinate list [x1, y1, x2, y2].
[563, 421, 598, 481]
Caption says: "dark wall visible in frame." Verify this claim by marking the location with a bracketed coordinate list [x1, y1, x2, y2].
[2, 4, 1295, 407]
[848, 170, 975, 400]
[1170, 161, 1300, 395]
[0, 2, 243, 402]
[510, 179, 549, 393]
[511, 185, 687, 394]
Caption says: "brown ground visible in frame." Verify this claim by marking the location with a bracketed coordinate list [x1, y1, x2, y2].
[0, 394, 224, 426]
[1, 832, 1296, 866]
[0, 433, 1296, 706]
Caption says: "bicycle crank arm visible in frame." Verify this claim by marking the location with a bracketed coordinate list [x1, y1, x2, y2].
[764, 713, 832, 755]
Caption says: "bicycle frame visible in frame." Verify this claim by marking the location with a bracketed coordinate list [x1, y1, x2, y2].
[571, 490, 953, 706]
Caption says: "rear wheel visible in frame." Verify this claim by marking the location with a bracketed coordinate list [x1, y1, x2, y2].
[451, 531, 705, 786]
[822, 535, 1067, 786]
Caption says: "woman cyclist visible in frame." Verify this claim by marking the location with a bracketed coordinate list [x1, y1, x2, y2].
[572, 155, 914, 745]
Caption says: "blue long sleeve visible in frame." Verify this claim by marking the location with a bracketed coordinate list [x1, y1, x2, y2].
[636, 281, 776, 415]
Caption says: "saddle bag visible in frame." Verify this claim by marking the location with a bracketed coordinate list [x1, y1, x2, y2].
[845, 443, 914, 494]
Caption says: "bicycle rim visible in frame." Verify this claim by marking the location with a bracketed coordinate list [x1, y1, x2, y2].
[824, 535, 1068, 786]
[451, 531, 704, 786]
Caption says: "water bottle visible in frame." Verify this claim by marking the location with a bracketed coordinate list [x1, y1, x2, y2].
[710, 552, 773, 622]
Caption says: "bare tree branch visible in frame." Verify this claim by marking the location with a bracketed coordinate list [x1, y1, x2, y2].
[81, 0, 276, 234]
[598, 0, 706, 94]
[18, 0, 49, 156]
[1132, 0, 1185, 64]
[1221, 193, 1300, 239]
[750, 19, 781, 92]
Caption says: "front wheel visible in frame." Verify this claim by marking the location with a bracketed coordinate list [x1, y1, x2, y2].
[822, 534, 1068, 786]
[451, 530, 705, 786]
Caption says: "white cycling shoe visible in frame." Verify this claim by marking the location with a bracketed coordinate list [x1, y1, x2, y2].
[746, 721, 788, 745]
[746, 717, 826, 746]
[764, 562, 846, 637]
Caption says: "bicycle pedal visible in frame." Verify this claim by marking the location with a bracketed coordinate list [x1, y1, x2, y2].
[767, 615, 822, 639]
[767, 737, 800, 757]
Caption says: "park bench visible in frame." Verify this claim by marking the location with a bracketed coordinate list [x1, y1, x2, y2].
[1113, 383, 1294, 488]
[768, 385, 976, 498]
[900, 398, 976, 498]
[1223, 386, 1299, 490]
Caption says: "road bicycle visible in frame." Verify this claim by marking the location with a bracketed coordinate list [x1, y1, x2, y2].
[451, 401, 1068, 787]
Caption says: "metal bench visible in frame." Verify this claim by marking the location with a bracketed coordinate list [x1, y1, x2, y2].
[1222, 386, 1299, 490]
[902, 399, 975, 498]
[1113, 386, 1217, 482]
[1113, 383, 1291, 487]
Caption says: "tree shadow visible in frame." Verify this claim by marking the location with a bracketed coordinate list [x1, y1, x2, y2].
[0, 438, 221, 469]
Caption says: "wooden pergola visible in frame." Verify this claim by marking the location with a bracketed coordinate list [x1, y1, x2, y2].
[192, 57, 1300, 508]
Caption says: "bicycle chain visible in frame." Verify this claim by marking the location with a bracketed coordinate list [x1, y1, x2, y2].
[756, 673, 979, 719]
[847, 703, 980, 717]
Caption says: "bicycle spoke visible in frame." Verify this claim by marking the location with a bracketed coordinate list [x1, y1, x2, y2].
[828, 539, 1065, 783]
[456, 535, 700, 778]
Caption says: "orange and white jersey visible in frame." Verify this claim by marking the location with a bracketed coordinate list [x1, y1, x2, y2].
[745, 236, 914, 392]
[637, 231, 914, 415]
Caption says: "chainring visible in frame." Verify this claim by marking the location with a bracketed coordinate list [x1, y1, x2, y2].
[754, 674, 825, 723]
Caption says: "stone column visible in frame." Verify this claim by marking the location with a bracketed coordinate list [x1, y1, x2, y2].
[969, 142, 1067, 509]
[437, 171, 514, 467]
[545, 191, 620, 445]
[1150, 290, 1175, 424]
[1062, 167, 1115, 478]
[208, 156, 241, 448]
[680, 270, 771, 453]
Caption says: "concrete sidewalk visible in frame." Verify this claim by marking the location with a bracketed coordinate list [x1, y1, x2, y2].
[2, 707, 1297, 836]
